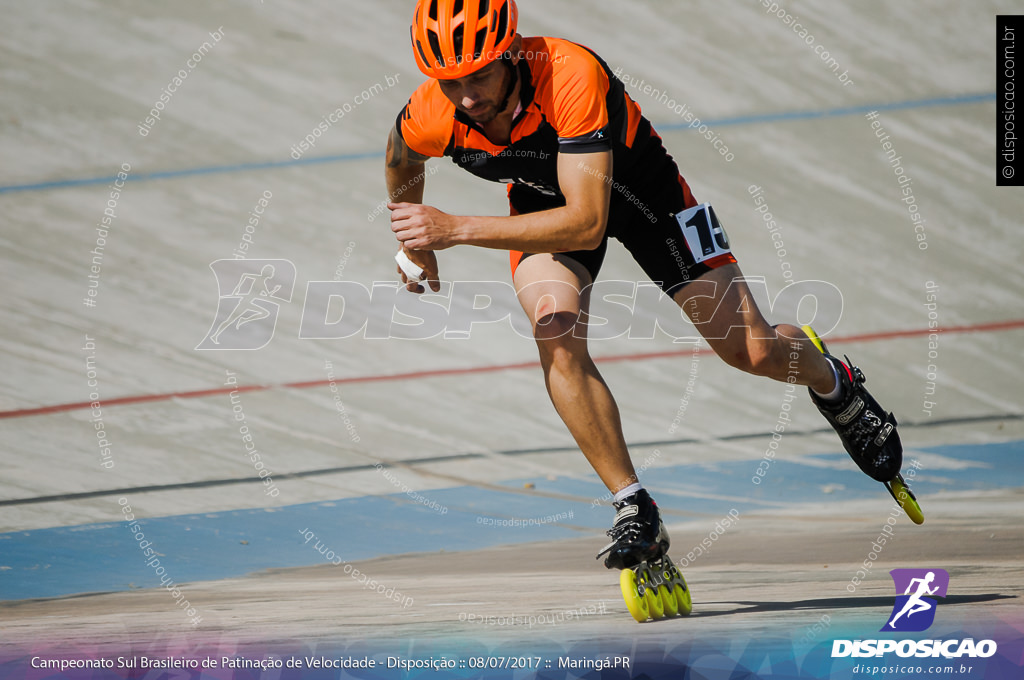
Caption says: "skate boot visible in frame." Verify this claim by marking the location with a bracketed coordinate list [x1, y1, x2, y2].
[596, 489, 692, 622]
[597, 489, 668, 570]
[802, 325, 924, 524]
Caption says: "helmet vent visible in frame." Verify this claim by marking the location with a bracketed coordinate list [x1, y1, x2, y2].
[427, 28, 444, 67]
[415, 39, 430, 68]
[478, 0, 490, 20]
[495, 2, 509, 40]
[428, 0, 438, 21]
[453, 0, 464, 16]
[474, 28, 487, 59]
[452, 23, 464, 57]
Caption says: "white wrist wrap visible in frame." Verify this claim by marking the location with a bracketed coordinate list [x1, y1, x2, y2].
[395, 249, 424, 282]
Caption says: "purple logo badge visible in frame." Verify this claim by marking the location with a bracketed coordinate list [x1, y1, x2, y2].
[883, 568, 949, 632]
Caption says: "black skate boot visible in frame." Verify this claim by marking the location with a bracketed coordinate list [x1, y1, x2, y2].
[802, 325, 924, 524]
[596, 489, 669, 570]
[809, 353, 903, 483]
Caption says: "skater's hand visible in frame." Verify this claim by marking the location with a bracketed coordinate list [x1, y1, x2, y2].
[389, 202, 461, 251]
[396, 247, 440, 294]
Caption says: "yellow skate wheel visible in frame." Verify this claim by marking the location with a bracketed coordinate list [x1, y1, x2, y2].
[801, 325, 828, 355]
[620, 568, 650, 623]
[637, 566, 665, 619]
[659, 584, 679, 617]
[645, 582, 665, 619]
[890, 476, 925, 525]
[673, 576, 693, 616]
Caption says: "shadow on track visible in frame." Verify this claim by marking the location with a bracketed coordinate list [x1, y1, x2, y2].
[688, 594, 1015, 618]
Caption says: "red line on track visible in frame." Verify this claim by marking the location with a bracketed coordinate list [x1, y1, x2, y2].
[3, 319, 1022, 420]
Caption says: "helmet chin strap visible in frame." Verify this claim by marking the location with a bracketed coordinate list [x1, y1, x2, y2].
[496, 53, 519, 115]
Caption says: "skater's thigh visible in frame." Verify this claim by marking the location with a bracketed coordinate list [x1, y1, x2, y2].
[671, 263, 776, 347]
[513, 254, 593, 339]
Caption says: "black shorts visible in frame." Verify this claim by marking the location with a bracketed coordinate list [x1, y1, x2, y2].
[508, 138, 736, 295]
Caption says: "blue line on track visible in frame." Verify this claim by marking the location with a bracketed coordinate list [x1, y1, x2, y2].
[0, 92, 994, 196]
[0, 151, 382, 196]
[0, 439, 1019, 602]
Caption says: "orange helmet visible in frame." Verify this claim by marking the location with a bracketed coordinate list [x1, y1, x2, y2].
[411, 0, 519, 79]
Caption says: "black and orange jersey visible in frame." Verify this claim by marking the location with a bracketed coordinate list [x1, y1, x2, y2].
[396, 36, 656, 199]
[395, 35, 735, 290]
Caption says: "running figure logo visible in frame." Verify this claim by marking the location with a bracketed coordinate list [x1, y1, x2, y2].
[883, 568, 949, 632]
[196, 259, 296, 350]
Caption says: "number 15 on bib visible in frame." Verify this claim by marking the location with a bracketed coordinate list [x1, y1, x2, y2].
[673, 203, 731, 264]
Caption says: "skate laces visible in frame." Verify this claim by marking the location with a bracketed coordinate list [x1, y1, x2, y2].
[834, 355, 885, 454]
[596, 519, 644, 559]
[595, 504, 645, 558]
[607, 517, 644, 543]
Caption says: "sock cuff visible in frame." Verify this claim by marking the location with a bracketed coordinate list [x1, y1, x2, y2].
[613, 482, 643, 503]
[812, 359, 843, 403]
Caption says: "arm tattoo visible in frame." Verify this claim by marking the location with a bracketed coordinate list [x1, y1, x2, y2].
[387, 125, 430, 168]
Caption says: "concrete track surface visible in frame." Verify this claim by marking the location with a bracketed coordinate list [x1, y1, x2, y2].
[1, 1, 1021, 678]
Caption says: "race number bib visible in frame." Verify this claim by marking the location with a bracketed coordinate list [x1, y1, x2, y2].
[673, 203, 731, 264]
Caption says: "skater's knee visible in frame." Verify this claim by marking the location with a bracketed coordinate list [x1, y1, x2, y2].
[533, 311, 581, 343]
[535, 313, 589, 370]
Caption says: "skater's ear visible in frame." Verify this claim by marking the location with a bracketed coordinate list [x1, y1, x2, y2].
[507, 33, 523, 64]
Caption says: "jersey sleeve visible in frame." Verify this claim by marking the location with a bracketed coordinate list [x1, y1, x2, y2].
[396, 80, 454, 158]
[550, 48, 612, 154]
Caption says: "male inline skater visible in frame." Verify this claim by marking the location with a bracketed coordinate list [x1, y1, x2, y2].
[386, 0, 904, 575]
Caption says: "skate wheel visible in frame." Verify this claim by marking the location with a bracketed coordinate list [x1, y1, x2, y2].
[645, 582, 665, 619]
[801, 325, 828, 355]
[620, 568, 650, 623]
[889, 476, 924, 525]
[673, 580, 692, 616]
[637, 565, 665, 619]
[658, 584, 679, 617]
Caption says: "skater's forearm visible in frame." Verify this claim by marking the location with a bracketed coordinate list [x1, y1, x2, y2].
[390, 150, 613, 253]
[385, 124, 428, 205]
[455, 150, 612, 252]
[452, 206, 600, 252]
[385, 125, 440, 292]
[386, 163, 425, 205]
